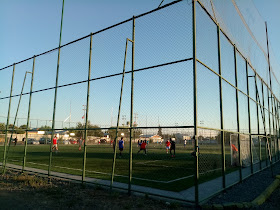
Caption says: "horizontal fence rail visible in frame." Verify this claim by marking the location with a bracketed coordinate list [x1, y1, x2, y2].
[0, 0, 279, 207]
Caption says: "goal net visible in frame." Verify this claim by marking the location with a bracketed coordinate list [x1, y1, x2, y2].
[230, 134, 251, 167]
[230, 134, 261, 167]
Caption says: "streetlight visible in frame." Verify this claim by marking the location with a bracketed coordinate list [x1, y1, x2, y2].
[200, 120, 204, 138]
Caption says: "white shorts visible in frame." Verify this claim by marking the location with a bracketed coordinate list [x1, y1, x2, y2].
[166, 146, 170, 149]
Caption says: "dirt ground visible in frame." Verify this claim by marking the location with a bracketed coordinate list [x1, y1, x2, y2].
[1, 170, 279, 209]
[0, 170, 194, 210]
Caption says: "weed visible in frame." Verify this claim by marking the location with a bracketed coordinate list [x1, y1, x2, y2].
[95, 185, 103, 190]
[111, 191, 120, 198]
[136, 202, 144, 208]
[170, 202, 180, 209]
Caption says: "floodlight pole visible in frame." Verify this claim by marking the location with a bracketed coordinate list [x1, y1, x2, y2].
[22, 56, 36, 172]
[48, 0, 65, 177]
[2, 64, 15, 173]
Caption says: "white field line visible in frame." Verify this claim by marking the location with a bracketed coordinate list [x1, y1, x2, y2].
[136, 160, 161, 164]
[136, 158, 192, 170]
[13, 159, 221, 184]
[166, 174, 194, 183]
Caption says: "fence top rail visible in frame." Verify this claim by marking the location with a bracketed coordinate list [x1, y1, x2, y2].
[0, 0, 184, 72]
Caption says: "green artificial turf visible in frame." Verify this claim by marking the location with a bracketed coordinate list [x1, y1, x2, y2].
[0, 143, 269, 192]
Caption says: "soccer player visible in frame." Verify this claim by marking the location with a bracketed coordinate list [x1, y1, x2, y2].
[137, 140, 147, 155]
[231, 143, 238, 166]
[170, 139, 176, 157]
[52, 135, 58, 152]
[165, 139, 171, 154]
[191, 146, 200, 157]
[14, 136, 18, 146]
[119, 137, 124, 157]
[78, 137, 83, 151]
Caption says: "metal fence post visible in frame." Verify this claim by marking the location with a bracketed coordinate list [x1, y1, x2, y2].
[274, 99, 278, 161]
[128, 16, 135, 195]
[234, 47, 242, 181]
[265, 22, 275, 165]
[217, 24, 225, 188]
[254, 74, 261, 170]
[274, 98, 279, 160]
[22, 56, 36, 172]
[267, 91, 273, 162]
[2, 64, 16, 173]
[48, 0, 65, 178]
[261, 83, 268, 166]
[192, 0, 199, 206]
[111, 38, 131, 190]
[245, 63, 253, 174]
[82, 34, 93, 184]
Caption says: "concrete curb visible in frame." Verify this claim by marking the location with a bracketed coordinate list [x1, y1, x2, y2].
[251, 178, 280, 206]
[202, 174, 280, 209]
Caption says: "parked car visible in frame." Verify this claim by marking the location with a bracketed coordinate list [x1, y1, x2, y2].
[39, 138, 51, 144]
[100, 139, 107, 144]
[69, 139, 77, 144]
[62, 140, 70, 145]
[27, 138, 39, 145]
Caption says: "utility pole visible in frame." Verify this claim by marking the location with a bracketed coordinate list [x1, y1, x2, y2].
[111, 107, 113, 127]
[69, 101, 71, 128]
[134, 113, 138, 126]
[82, 105, 86, 125]
[122, 115, 126, 127]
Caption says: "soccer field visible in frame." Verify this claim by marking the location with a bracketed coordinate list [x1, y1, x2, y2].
[0, 143, 242, 192]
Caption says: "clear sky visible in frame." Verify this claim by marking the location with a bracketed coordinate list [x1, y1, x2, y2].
[253, 0, 280, 61]
[0, 0, 175, 67]
[0, 0, 279, 133]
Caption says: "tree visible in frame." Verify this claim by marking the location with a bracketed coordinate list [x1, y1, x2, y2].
[107, 126, 142, 140]
[157, 126, 163, 137]
[0, 123, 5, 133]
[39, 125, 52, 131]
[75, 122, 103, 138]
[15, 124, 28, 134]
[7, 124, 23, 134]
[216, 132, 234, 145]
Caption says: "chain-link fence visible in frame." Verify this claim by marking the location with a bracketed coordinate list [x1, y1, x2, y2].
[0, 0, 279, 206]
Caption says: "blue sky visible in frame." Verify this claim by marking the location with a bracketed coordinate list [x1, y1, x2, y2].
[0, 0, 279, 132]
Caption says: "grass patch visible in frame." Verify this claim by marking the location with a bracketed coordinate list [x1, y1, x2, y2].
[0, 144, 266, 192]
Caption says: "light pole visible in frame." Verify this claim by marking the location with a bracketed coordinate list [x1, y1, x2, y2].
[122, 115, 126, 127]
[200, 120, 204, 138]
[82, 105, 86, 125]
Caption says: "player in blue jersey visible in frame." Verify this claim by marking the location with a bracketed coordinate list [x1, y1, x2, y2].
[119, 137, 124, 157]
